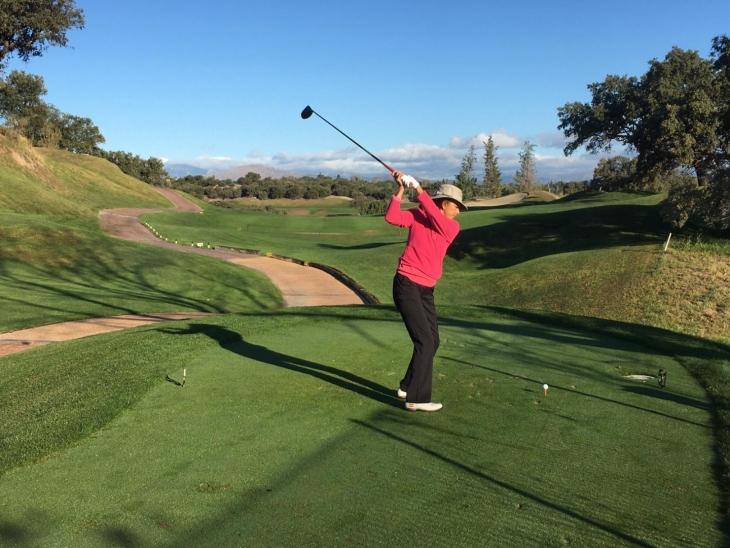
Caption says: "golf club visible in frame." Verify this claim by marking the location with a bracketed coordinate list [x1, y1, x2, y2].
[300, 105, 395, 174]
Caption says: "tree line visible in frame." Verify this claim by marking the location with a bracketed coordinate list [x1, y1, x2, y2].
[171, 173, 413, 215]
[452, 138, 542, 201]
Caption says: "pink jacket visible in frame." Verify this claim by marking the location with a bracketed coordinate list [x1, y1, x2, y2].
[384, 192, 460, 287]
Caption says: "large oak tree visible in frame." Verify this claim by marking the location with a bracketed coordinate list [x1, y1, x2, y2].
[558, 47, 723, 185]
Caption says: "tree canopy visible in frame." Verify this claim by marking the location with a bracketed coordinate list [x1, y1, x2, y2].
[0, 0, 84, 72]
[482, 136, 502, 198]
[514, 141, 537, 193]
[57, 113, 104, 153]
[559, 35, 730, 232]
[558, 42, 727, 185]
[455, 144, 477, 200]
[0, 69, 103, 151]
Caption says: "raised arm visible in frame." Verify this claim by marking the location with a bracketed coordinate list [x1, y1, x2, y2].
[384, 173, 414, 227]
[397, 173, 458, 241]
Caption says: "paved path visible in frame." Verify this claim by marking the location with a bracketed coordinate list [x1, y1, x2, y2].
[1, 188, 363, 357]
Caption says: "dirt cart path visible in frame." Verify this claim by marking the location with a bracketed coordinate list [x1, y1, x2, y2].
[1, 188, 363, 357]
[99, 188, 363, 308]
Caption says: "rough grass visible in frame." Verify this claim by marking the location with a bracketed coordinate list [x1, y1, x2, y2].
[0, 306, 724, 546]
[632, 238, 730, 345]
[0, 134, 169, 217]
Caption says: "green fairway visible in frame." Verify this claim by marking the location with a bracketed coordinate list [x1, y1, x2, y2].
[0, 306, 723, 546]
[142, 192, 667, 316]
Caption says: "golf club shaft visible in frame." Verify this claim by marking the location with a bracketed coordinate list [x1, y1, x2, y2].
[311, 111, 395, 174]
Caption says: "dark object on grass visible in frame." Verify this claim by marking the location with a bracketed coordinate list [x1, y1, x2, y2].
[165, 374, 183, 387]
[658, 369, 667, 388]
[300, 105, 395, 174]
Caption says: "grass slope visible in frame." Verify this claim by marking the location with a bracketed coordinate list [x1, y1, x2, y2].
[0, 133, 170, 217]
[0, 134, 282, 331]
[0, 307, 724, 546]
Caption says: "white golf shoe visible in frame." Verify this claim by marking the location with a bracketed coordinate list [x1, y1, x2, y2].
[405, 402, 443, 412]
[396, 388, 407, 400]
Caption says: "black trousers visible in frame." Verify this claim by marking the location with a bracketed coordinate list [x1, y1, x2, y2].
[392, 274, 440, 403]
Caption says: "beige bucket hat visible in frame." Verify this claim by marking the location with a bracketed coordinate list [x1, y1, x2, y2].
[432, 184, 467, 211]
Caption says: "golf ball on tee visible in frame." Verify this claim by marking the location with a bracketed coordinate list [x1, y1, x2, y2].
[543, 384, 548, 390]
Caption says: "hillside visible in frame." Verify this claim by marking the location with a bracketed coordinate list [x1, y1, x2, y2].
[0, 131, 171, 217]
[0, 133, 282, 331]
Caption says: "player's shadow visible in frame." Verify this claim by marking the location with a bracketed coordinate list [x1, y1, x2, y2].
[161, 323, 400, 407]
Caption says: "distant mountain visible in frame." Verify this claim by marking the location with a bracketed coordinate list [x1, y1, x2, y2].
[209, 164, 299, 180]
[165, 164, 208, 178]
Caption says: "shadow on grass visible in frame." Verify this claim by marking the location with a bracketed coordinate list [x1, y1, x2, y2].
[222, 306, 730, 541]
[352, 418, 653, 547]
[445, 356, 710, 429]
[162, 323, 401, 408]
[622, 385, 710, 411]
[317, 241, 398, 250]
[0, 521, 29, 544]
[152, 403, 655, 546]
[100, 527, 140, 547]
[0, 234, 278, 331]
[450, 203, 663, 268]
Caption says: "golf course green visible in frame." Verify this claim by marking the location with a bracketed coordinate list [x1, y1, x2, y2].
[1, 138, 729, 546]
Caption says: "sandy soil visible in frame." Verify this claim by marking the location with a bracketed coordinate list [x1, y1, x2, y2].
[464, 193, 528, 207]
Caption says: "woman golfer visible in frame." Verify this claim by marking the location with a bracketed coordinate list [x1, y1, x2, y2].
[385, 171, 465, 412]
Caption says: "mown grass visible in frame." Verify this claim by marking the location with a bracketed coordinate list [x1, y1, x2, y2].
[143, 191, 667, 317]
[0, 306, 724, 546]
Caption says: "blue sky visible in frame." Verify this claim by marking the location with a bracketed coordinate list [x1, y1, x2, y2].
[7, 0, 730, 180]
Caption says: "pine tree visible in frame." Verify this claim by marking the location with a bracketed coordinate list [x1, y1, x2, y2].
[514, 141, 537, 193]
[455, 144, 477, 200]
[482, 136, 502, 198]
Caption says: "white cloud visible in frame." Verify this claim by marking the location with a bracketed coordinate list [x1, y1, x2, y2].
[533, 131, 569, 149]
[178, 132, 616, 181]
[192, 155, 236, 169]
[450, 130, 521, 149]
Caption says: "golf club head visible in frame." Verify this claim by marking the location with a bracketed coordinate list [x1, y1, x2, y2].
[301, 105, 314, 119]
